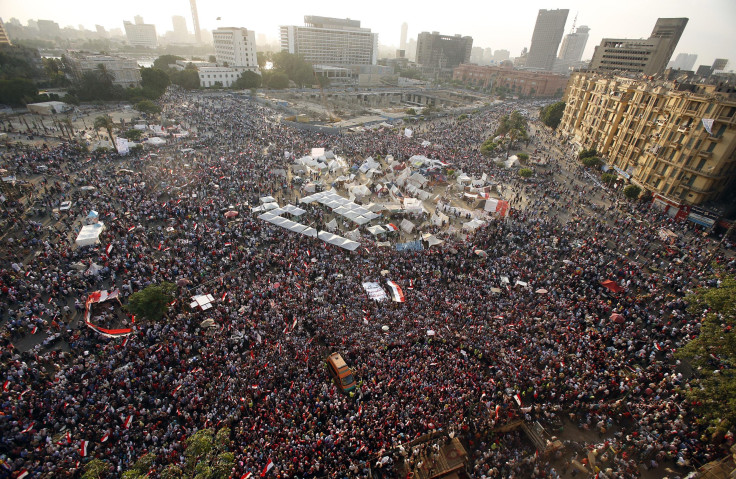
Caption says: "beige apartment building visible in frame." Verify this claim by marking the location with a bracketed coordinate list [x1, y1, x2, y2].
[559, 71, 736, 206]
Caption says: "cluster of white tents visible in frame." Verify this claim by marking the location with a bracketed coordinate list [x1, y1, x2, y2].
[75, 222, 105, 247]
[300, 190, 381, 226]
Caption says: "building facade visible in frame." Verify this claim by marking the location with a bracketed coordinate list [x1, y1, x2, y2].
[415, 31, 472, 71]
[589, 17, 687, 76]
[526, 9, 569, 71]
[0, 18, 11, 45]
[669, 53, 698, 71]
[197, 67, 245, 88]
[212, 27, 258, 71]
[123, 20, 157, 48]
[280, 16, 377, 67]
[68, 55, 141, 88]
[559, 72, 736, 205]
[453, 64, 568, 97]
[558, 25, 589, 63]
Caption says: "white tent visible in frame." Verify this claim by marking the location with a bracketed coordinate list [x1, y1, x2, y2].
[350, 184, 371, 199]
[325, 219, 338, 231]
[345, 228, 361, 241]
[367, 225, 386, 235]
[505, 156, 520, 168]
[300, 226, 318, 237]
[75, 222, 105, 247]
[403, 198, 424, 214]
[146, 137, 166, 146]
[462, 218, 486, 232]
[282, 204, 306, 216]
[260, 196, 276, 204]
[400, 219, 415, 233]
[262, 202, 280, 211]
[422, 233, 444, 247]
[431, 212, 449, 227]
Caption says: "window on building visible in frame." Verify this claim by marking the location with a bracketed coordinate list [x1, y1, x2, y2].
[696, 158, 707, 171]
[706, 141, 716, 153]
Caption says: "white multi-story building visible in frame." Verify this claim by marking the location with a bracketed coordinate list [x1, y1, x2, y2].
[197, 67, 243, 88]
[71, 55, 142, 87]
[280, 16, 377, 66]
[212, 27, 258, 71]
[123, 20, 157, 48]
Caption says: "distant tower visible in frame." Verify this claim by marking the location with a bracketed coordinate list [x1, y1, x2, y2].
[190, 0, 202, 44]
[527, 8, 569, 71]
[134, 15, 144, 25]
[400, 22, 408, 51]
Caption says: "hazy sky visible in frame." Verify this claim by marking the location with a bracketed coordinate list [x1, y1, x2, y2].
[3, 0, 735, 67]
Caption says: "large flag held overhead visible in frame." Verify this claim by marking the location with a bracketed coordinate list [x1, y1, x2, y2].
[386, 281, 405, 303]
[260, 458, 274, 477]
[362, 282, 388, 301]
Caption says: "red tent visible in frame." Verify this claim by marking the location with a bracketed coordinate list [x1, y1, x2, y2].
[601, 280, 624, 293]
[610, 313, 625, 323]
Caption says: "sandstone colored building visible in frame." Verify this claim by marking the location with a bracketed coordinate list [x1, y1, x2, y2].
[453, 64, 568, 97]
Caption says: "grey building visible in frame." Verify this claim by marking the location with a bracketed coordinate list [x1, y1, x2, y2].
[668, 53, 698, 71]
[415, 31, 472, 71]
[400, 22, 408, 51]
[558, 25, 589, 62]
[526, 9, 569, 71]
[589, 17, 688, 76]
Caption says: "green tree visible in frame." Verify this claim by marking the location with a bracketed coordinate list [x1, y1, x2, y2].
[83, 459, 111, 479]
[406, 108, 417, 115]
[170, 69, 201, 89]
[121, 453, 155, 479]
[93, 114, 116, 148]
[622, 184, 641, 200]
[153, 55, 185, 70]
[232, 71, 262, 89]
[123, 129, 143, 141]
[578, 148, 598, 160]
[519, 168, 533, 178]
[135, 100, 162, 115]
[140, 67, 171, 98]
[677, 274, 736, 432]
[0, 78, 38, 106]
[262, 71, 289, 89]
[127, 282, 176, 323]
[480, 139, 498, 157]
[517, 152, 529, 161]
[601, 172, 617, 185]
[581, 156, 603, 168]
[495, 111, 529, 158]
[256, 51, 272, 69]
[539, 101, 565, 129]
[272, 52, 313, 87]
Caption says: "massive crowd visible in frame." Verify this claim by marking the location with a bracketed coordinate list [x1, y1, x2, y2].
[0, 87, 734, 479]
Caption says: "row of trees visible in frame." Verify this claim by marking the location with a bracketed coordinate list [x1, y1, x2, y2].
[539, 101, 565, 129]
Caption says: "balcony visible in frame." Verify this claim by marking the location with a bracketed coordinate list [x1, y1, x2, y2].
[682, 165, 722, 179]
[718, 114, 736, 125]
[708, 134, 723, 142]
[697, 150, 713, 158]
[682, 183, 714, 194]
[677, 126, 690, 134]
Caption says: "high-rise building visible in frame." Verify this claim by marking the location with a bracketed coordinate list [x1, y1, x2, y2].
[212, 27, 258, 71]
[526, 9, 569, 71]
[173, 16, 188, 36]
[589, 17, 687, 76]
[558, 25, 589, 62]
[647, 18, 689, 75]
[280, 16, 378, 66]
[493, 49, 510, 63]
[559, 71, 736, 206]
[470, 47, 484, 64]
[669, 53, 698, 71]
[400, 22, 408, 51]
[483, 48, 494, 64]
[36, 19, 60, 38]
[415, 31, 473, 71]
[95, 25, 108, 38]
[712, 58, 729, 71]
[134, 15, 144, 26]
[190, 0, 202, 44]
[0, 18, 11, 45]
[123, 19, 157, 48]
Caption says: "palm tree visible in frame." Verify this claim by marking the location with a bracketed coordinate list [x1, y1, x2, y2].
[93, 114, 115, 148]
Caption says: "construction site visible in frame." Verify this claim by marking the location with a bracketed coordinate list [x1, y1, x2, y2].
[260, 87, 494, 129]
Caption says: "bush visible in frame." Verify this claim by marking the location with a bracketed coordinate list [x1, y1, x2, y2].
[135, 100, 161, 115]
[578, 148, 598, 160]
[517, 153, 529, 161]
[406, 108, 417, 115]
[519, 168, 533, 178]
[123, 129, 143, 141]
[539, 101, 565, 129]
[623, 184, 642, 200]
[582, 156, 603, 168]
[232, 71, 262, 90]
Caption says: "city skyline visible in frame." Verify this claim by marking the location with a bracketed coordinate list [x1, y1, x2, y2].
[3, 0, 735, 68]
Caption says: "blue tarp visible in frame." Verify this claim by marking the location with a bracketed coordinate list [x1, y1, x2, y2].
[396, 240, 423, 252]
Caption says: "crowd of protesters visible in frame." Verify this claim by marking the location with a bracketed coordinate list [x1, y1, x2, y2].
[0, 86, 734, 479]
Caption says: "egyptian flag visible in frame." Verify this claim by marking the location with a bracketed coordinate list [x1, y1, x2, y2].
[21, 422, 35, 434]
[260, 458, 274, 477]
[514, 393, 522, 407]
[386, 281, 405, 303]
[408, 279, 414, 290]
[241, 474, 253, 479]
[31, 326, 38, 334]
[101, 431, 110, 443]
[66, 431, 71, 443]
[2, 380, 9, 391]
[495, 404, 500, 419]
[106, 244, 113, 255]
[80, 440, 89, 457]
[124, 415, 133, 429]
[385, 223, 398, 232]
[16, 470, 29, 479]
[655, 343, 663, 351]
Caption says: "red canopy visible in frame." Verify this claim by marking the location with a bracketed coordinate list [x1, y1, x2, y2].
[610, 313, 625, 323]
[601, 280, 624, 293]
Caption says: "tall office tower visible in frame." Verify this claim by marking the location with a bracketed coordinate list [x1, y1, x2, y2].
[0, 18, 11, 46]
[172, 16, 188, 36]
[123, 19, 157, 48]
[190, 0, 202, 44]
[400, 22, 408, 51]
[470, 46, 484, 64]
[712, 58, 729, 71]
[526, 9, 569, 71]
[558, 25, 589, 62]
[280, 16, 378, 66]
[134, 15, 144, 25]
[647, 17, 688, 74]
[589, 17, 687, 76]
[212, 27, 258, 70]
[668, 53, 697, 71]
[415, 31, 473, 70]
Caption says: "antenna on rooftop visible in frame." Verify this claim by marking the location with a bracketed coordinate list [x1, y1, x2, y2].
[570, 13, 577, 34]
